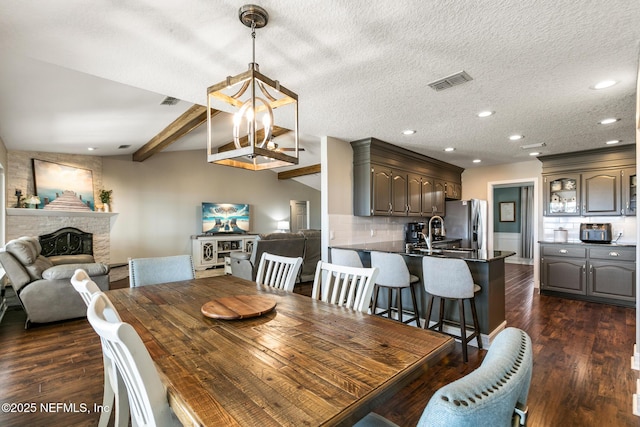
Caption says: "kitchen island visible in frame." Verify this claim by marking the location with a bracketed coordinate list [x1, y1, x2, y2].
[330, 241, 515, 345]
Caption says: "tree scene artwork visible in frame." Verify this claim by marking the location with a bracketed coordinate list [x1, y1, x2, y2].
[32, 159, 95, 210]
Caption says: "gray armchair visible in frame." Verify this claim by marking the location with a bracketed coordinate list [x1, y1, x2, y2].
[0, 236, 109, 326]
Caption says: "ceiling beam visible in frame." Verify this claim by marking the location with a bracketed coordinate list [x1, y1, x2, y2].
[278, 164, 321, 180]
[133, 104, 215, 162]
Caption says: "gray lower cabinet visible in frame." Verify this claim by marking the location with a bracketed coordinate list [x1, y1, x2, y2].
[540, 244, 635, 306]
[588, 247, 635, 302]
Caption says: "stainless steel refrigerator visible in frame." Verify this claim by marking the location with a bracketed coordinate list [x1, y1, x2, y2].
[444, 199, 488, 249]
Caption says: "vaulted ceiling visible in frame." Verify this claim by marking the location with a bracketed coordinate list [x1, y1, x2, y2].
[1, 1, 639, 191]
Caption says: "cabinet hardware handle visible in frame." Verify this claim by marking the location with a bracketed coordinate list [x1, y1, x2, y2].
[609, 252, 620, 257]
[589, 265, 593, 273]
[559, 249, 568, 254]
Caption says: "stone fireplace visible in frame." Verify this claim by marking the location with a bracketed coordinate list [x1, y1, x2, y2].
[6, 209, 116, 265]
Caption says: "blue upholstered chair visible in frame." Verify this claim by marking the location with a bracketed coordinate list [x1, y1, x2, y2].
[128, 254, 195, 287]
[354, 327, 533, 427]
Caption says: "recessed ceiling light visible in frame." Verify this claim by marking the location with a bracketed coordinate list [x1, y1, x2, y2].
[402, 130, 416, 135]
[477, 111, 494, 118]
[509, 135, 524, 141]
[472, 159, 482, 163]
[591, 80, 618, 90]
[87, 147, 97, 151]
[444, 147, 455, 152]
[529, 152, 540, 156]
[606, 140, 621, 145]
[599, 118, 620, 125]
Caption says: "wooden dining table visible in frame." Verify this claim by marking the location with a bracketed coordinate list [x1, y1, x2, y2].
[106, 275, 454, 427]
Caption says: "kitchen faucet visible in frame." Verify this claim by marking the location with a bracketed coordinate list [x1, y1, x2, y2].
[425, 215, 444, 250]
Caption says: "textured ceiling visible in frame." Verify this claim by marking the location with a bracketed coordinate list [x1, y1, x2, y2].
[0, 0, 639, 186]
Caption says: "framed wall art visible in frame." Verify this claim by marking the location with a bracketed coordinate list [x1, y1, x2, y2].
[32, 159, 95, 210]
[499, 201, 516, 222]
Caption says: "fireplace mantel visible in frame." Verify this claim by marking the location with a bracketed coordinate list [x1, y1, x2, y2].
[5, 209, 117, 264]
[6, 208, 118, 218]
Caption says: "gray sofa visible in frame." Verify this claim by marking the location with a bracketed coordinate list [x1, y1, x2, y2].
[0, 236, 109, 326]
[230, 230, 321, 283]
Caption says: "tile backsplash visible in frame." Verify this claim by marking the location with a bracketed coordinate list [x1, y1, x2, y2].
[542, 215, 636, 244]
[329, 213, 637, 247]
[328, 214, 410, 246]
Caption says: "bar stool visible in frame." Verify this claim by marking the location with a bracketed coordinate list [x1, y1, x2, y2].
[422, 256, 482, 362]
[370, 251, 420, 326]
[330, 248, 363, 268]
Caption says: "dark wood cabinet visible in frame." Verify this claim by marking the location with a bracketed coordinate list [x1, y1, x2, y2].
[539, 145, 635, 217]
[391, 172, 408, 216]
[540, 243, 635, 306]
[621, 167, 637, 216]
[540, 245, 586, 295]
[445, 181, 462, 200]
[351, 138, 463, 217]
[543, 174, 580, 216]
[407, 174, 422, 216]
[581, 170, 620, 216]
[372, 165, 393, 215]
[588, 247, 635, 303]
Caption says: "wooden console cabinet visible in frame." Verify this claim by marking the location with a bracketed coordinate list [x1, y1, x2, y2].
[540, 243, 635, 307]
[191, 234, 256, 271]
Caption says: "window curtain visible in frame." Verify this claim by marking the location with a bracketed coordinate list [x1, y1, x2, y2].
[520, 186, 534, 258]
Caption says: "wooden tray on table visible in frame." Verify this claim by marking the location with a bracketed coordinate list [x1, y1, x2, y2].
[201, 295, 277, 320]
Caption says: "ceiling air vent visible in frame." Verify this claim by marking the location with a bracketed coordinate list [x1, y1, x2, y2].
[160, 96, 180, 105]
[118, 145, 131, 149]
[428, 71, 473, 91]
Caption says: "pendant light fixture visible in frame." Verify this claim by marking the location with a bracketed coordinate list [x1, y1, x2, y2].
[207, 4, 299, 170]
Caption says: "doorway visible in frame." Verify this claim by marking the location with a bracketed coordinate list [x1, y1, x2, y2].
[487, 177, 540, 288]
[290, 200, 309, 232]
[493, 183, 534, 265]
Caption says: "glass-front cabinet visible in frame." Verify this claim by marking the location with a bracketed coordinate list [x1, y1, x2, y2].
[622, 167, 637, 216]
[544, 174, 580, 216]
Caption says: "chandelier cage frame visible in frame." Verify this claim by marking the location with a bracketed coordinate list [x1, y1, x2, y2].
[207, 4, 299, 171]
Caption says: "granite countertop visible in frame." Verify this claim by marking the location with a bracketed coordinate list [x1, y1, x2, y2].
[539, 240, 636, 248]
[331, 240, 515, 262]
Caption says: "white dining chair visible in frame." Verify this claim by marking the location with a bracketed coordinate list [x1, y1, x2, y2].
[330, 248, 363, 268]
[87, 291, 182, 427]
[70, 269, 129, 427]
[311, 260, 378, 313]
[255, 252, 303, 292]
[128, 254, 195, 287]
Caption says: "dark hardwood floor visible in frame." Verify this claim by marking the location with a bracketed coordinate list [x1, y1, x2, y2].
[0, 264, 637, 426]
